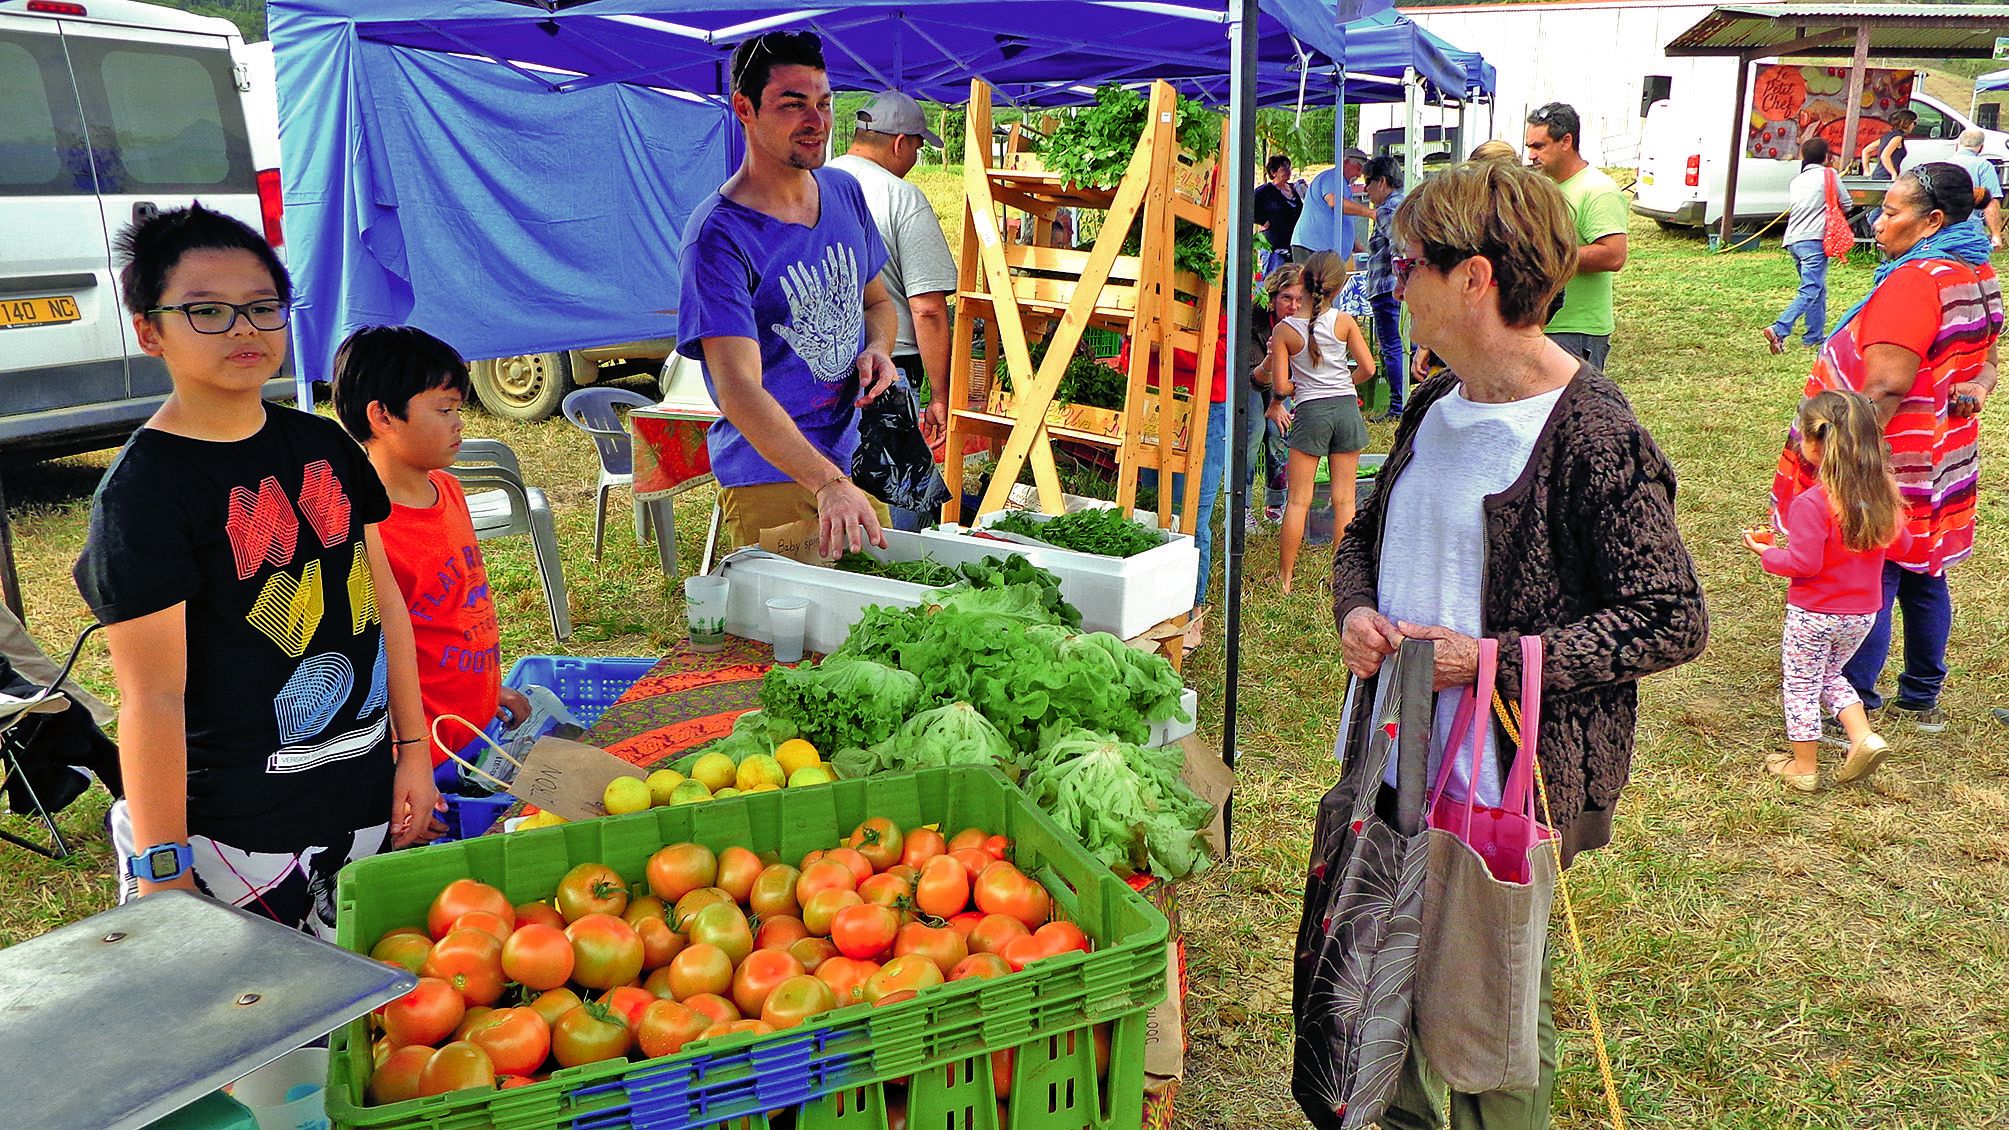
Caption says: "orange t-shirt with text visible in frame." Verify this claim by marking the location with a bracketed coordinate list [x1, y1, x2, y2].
[378, 470, 501, 764]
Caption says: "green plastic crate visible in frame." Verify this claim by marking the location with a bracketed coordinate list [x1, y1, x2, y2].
[329, 767, 1168, 1130]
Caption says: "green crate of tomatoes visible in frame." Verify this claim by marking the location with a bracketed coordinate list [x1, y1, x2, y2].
[328, 765, 1169, 1130]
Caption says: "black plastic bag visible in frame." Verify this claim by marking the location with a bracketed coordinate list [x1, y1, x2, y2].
[853, 383, 951, 513]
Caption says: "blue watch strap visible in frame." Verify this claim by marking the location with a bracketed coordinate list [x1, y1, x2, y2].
[127, 842, 195, 883]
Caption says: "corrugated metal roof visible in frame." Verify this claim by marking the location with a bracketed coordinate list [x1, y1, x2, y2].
[1666, 3, 2009, 57]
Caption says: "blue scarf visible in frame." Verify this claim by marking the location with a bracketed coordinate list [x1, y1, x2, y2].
[1830, 223, 1995, 340]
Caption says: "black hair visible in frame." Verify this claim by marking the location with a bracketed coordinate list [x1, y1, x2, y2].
[1265, 154, 1293, 177]
[1363, 155, 1404, 189]
[1527, 102, 1581, 150]
[113, 203, 290, 318]
[1799, 137, 1830, 169]
[330, 325, 473, 443]
[1898, 162, 1977, 226]
[729, 30, 825, 109]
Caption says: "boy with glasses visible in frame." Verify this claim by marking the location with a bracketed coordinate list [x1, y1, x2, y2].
[676, 29, 903, 558]
[74, 204, 435, 936]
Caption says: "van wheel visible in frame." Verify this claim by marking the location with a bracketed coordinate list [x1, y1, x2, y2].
[470, 351, 579, 421]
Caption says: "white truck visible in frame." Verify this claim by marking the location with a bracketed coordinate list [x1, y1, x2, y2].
[1635, 87, 2009, 230]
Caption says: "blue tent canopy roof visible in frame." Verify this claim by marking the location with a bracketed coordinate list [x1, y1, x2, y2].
[1341, 8, 1490, 101]
[1979, 68, 2009, 94]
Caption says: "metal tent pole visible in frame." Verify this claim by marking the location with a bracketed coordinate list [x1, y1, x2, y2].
[1220, 0, 1258, 858]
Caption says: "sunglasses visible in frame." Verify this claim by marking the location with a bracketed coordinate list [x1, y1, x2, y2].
[1391, 255, 1420, 291]
[145, 299, 290, 334]
[730, 30, 819, 91]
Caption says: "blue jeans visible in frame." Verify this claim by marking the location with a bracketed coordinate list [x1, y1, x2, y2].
[1370, 289, 1406, 412]
[1844, 562, 1952, 710]
[1771, 240, 1829, 346]
[1137, 395, 1231, 606]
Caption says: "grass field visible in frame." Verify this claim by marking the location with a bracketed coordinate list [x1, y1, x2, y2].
[3, 180, 2006, 1129]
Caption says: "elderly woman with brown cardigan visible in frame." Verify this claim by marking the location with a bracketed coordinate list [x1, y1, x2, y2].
[1331, 162, 1707, 1128]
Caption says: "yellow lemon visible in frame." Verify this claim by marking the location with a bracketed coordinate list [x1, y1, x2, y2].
[787, 763, 837, 789]
[736, 754, 786, 792]
[517, 810, 565, 830]
[690, 752, 737, 793]
[744, 782, 783, 794]
[669, 778, 714, 806]
[713, 786, 741, 801]
[646, 768, 685, 807]
[603, 775, 651, 816]
[774, 739, 821, 777]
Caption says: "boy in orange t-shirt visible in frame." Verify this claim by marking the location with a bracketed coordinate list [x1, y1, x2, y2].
[331, 327, 528, 781]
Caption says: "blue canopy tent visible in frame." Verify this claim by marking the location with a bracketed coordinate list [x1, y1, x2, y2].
[1979, 68, 2009, 93]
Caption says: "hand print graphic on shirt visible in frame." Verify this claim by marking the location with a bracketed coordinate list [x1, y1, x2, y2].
[772, 243, 864, 384]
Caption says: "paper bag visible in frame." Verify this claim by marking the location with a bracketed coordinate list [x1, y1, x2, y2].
[1177, 734, 1236, 859]
[506, 735, 650, 822]
[758, 518, 830, 565]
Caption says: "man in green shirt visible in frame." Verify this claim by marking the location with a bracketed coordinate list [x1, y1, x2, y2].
[1525, 102, 1629, 370]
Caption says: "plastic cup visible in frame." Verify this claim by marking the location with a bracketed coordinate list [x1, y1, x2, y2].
[684, 575, 730, 653]
[765, 595, 810, 664]
[228, 1046, 330, 1130]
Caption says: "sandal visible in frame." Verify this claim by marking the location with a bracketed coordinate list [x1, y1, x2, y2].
[1835, 732, 1889, 784]
[1764, 752, 1819, 793]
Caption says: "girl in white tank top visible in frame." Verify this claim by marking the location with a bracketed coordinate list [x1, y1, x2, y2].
[1267, 252, 1376, 593]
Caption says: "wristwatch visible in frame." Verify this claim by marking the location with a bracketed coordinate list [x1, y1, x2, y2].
[126, 841, 195, 884]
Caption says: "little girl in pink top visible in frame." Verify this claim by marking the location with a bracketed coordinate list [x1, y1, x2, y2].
[1745, 389, 1911, 791]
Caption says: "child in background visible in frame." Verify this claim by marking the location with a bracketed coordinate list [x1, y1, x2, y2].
[74, 206, 435, 936]
[330, 327, 530, 789]
[1267, 250, 1375, 594]
[1745, 389, 1910, 791]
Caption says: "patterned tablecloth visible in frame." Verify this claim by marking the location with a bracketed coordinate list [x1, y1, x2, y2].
[583, 636, 798, 769]
[630, 408, 717, 502]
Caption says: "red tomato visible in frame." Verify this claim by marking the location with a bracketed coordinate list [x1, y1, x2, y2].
[1035, 920, 1090, 954]
[642, 966, 679, 1000]
[566, 914, 645, 990]
[671, 887, 734, 930]
[946, 828, 990, 855]
[858, 872, 914, 912]
[802, 889, 864, 937]
[762, 974, 838, 1030]
[892, 923, 968, 977]
[901, 827, 947, 869]
[368, 1044, 432, 1105]
[1093, 1023, 1112, 1077]
[451, 910, 514, 943]
[500, 924, 574, 991]
[753, 915, 810, 952]
[814, 955, 880, 1006]
[972, 863, 1050, 929]
[873, 989, 918, 1008]
[622, 895, 667, 929]
[371, 931, 433, 976]
[514, 902, 566, 931]
[831, 903, 901, 961]
[555, 862, 630, 923]
[991, 1048, 1013, 1098]
[847, 817, 905, 872]
[453, 1006, 495, 1041]
[731, 948, 807, 1016]
[635, 916, 683, 972]
[863, 954, 944, 1003]
[944, 912, 984, 941]
[788, 936, 839, 974]
[715, 846, 764, 903]
[682, 992, 741, 1025]
[666, 943, 734, 1000]
[795, 859, 858, 905]
[428, 880, 512, 940]
[463, 1007, 550, 1077]
[551, 1002, 630, 1067]
[913, 856, 970, 919]
[636, 998, 709, 1059]
[685, 902, 754, 966]
[822, 848, 874, 886]
[600, 985, 657, 1028]
[884, 863, 919, 885]
[498, 1075, 536, 1089]
[948, 849, 993, 878]
[646, 842, 718, 903]
[749, 864, 803, 920]
[417, 1041, 495, 1096]
[967, 913, 1031, 955]
[525, 987, 582, 1029]
[998, 927, 1081, 973]
[423, 929, 507, 1007]
[949, 953, 1013, 982]
[983, 835, 1011, 860]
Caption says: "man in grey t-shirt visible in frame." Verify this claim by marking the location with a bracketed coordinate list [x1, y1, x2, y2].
[828, 91, 957, 466]
[1764, 137, 1836, 353]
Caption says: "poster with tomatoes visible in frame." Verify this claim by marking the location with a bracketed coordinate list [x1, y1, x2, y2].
[1746, 64, 1915, 162]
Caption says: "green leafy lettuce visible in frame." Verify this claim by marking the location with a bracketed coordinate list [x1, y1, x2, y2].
[759, 656, 922, 754]
[1020, 729, 1213, 880]
[831, 701, 1018, 779]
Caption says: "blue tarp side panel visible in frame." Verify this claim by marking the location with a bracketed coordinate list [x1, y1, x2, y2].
[1979, 68, 2009, 94]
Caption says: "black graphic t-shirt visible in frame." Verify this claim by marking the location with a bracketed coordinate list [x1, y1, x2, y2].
[76, 405, 396, 852]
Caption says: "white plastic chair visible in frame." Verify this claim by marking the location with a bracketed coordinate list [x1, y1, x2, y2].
[559, 387, 671, 567]
[449, 439, 573, 641]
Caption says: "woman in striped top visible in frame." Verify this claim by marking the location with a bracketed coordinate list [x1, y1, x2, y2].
[1771, 162, 2002, 733]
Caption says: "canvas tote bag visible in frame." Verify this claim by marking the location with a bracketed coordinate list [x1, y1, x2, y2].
[1413, 634, 1559, 1095]
[1292, 638, 1435, 1130]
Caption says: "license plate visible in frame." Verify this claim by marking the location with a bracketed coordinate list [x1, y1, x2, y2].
[0, 295, 82, 330]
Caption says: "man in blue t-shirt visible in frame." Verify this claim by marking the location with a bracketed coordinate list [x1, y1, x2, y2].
[676, 30, 899, 557]
[1292, 149, 1373, 267]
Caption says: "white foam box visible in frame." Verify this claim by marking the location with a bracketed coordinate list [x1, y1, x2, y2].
[914, 510, 1200, 640]
[1147, 689, 1200, 747]
[718, 531, 959, 657]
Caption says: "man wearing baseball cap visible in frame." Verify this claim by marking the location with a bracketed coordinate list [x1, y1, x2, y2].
[828, 91, 958, 529]
[1293, 148, 1374, 267]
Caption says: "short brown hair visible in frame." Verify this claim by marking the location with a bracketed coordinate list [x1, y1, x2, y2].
[1390, 162, 1576, 328]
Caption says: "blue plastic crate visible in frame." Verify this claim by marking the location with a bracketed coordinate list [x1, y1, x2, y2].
[502, 655, 657, 728]
[439, 791, 514, 840]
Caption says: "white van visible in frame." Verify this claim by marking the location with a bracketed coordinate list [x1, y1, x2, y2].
[0, 0, 287, 459]
[1635, 88, 2009, 230]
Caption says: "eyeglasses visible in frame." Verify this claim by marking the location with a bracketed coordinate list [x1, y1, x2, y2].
[145, 299, 290, 334]
[1391, 255, 1420, 292]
